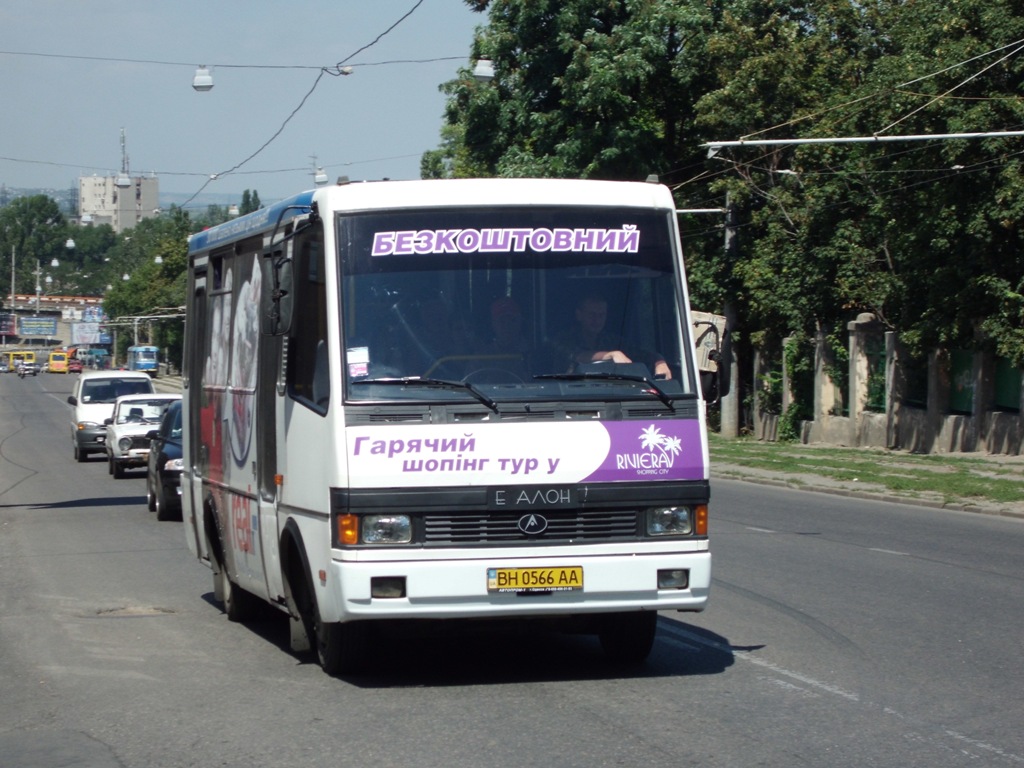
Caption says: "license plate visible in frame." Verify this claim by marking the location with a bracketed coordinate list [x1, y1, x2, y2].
[487, 566, 583, 593]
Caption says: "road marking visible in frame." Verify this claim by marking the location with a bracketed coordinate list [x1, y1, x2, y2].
[745, 526, 776, 534]
[869, 548, 909, 556]
[662, 623, 857, 701]
[659, 622, 1024, 764]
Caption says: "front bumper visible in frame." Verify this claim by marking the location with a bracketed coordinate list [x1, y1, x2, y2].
[318, 546, 711, 623]
[113, 448, 150, 467]
[74, 428, 106, 453]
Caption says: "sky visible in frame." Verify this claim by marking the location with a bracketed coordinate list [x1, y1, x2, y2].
[0, 1, 483, 207]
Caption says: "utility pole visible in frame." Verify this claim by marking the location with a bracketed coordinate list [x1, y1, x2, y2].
[719, 194, 740, 438]
[6, 244, 14, 347]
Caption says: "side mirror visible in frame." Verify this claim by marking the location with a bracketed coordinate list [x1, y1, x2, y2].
[67, 395, 77, 405]
[104, 417, 113, 426]
[692, 313, 728, 404]
[261, 245, 294, 336]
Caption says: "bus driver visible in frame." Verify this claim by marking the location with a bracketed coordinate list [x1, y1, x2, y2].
[557, 294, 671, 379]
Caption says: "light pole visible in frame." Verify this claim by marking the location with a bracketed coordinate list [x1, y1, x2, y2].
[34, 259, 42, 316]
[7, 244, 14, 347]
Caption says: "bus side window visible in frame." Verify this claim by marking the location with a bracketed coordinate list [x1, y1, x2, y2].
[286, 224, 329, 411]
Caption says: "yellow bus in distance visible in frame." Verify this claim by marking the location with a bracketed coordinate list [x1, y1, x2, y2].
[6, 351, 36, 370]
[49, 351, 68, 373]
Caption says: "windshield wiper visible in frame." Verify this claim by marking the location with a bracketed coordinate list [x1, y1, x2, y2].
[533, 372, 675, 411]
[351, 377, 499, 413]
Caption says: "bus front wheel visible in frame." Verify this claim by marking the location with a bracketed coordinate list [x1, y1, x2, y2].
[316, 618, 371, 676]
[597, 611, 658, 665]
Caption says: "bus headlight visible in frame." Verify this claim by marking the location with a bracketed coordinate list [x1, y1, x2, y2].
[646, 506, 693, 536]
[361, 515, 412, 545]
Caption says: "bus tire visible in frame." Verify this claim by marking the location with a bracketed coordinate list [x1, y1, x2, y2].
[597, 612, 658, 665]
[216, 564, 257, 623]
[316, 616, 370, 677]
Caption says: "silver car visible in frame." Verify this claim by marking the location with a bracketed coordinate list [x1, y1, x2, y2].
[104, 394, 181, 478]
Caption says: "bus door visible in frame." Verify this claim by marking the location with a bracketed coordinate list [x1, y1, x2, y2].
[245, 238, 287, 605]
[182, 265, 208, 562]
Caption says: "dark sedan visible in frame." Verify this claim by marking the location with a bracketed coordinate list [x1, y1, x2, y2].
[145, 400, 183, 521]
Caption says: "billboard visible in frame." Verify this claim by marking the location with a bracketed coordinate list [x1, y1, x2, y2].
[0, 314, 14, 336]
[71, 322, 110, 345]
[19, 317, 58, 337]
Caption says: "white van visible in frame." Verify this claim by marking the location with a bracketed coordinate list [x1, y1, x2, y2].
[68, 370, 155, 462]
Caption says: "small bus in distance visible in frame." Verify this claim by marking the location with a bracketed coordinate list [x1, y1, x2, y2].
[49, 350, 68, 373]
[126, 345, 159, 376]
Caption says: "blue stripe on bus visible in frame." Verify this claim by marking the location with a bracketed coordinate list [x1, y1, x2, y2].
[187, 190, 317, 254]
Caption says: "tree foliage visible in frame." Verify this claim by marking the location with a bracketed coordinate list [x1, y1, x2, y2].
[0, 195, 71, 302]
[102, 210, 192, 365]
[431, 0, 1024, 364]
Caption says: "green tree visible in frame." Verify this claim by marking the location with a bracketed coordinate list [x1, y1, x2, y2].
[429, 0, 718, 181]
[240, 189, 262, 215]
[62, 223, 117, 296]
[0, 195, 68, 306]
[433, 0, 1024, 380]
[103, 210, 191, 367]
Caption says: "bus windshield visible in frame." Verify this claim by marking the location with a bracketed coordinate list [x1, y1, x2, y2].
[338, 206, 695, 405]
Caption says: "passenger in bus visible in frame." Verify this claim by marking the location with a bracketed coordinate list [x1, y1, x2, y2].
[470, 296, 532, 381]
[555, 293, 671, 379]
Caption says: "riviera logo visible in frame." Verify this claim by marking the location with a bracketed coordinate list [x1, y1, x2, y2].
[615, 424, 683, 474]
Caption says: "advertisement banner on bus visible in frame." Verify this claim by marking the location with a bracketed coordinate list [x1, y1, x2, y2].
[347, 420, 705, 489]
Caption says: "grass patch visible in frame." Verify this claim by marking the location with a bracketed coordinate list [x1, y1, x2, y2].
[708, 434, 1024, 506]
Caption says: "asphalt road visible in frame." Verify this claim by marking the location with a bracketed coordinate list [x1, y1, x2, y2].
[1, 371, 1022, 768]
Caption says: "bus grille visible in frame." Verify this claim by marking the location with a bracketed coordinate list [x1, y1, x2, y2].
[423, 509, 638, 545]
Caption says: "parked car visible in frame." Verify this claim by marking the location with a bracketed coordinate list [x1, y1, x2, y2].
[105, 394, 181, 478]
[68, 370, 156, 462]
[68, 358, 84, 373]
[146, 400, 183, 520]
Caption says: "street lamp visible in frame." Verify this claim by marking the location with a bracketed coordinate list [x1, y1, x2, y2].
[472, 58, 495, 83]
[34, 260, 43, 315]
[193, 66, 213, 92]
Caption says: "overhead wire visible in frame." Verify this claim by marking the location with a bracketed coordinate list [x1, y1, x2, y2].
[178, 0, 429, 209]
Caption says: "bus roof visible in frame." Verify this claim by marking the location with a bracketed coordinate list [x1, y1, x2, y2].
[186, 179, 676, 255]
